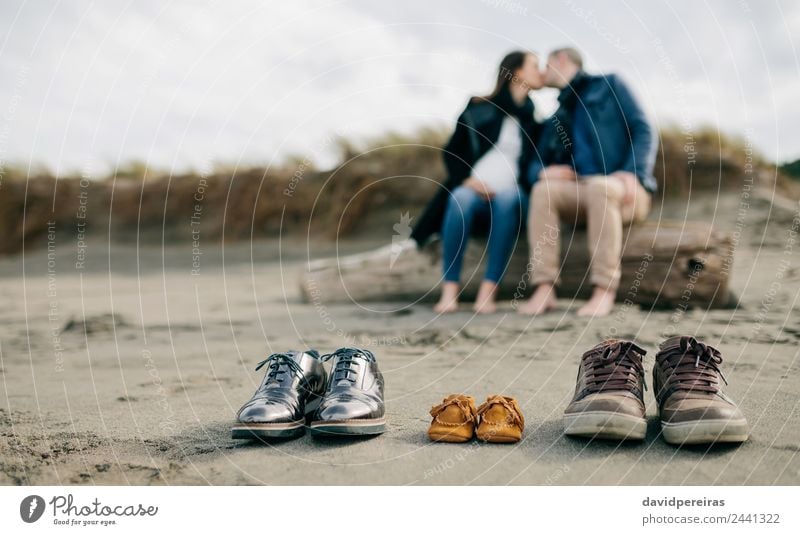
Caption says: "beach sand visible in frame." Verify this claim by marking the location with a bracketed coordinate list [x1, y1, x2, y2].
[1, 193, 798, 485]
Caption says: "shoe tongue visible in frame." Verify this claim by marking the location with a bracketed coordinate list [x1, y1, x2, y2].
[333, 356, 361, 386]
[583, 339, 619, 357]
[335, 374, 353, 386]
[597, 339, 622, 349]
[659, 336, 686, 351]
[263, 350, 306, 387]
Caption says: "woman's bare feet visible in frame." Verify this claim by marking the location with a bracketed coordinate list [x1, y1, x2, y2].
[473, 280, 498, 314]
[518, 284, 557, 315]
[434, 282, 460, 313]
[577, 286, 616, 317]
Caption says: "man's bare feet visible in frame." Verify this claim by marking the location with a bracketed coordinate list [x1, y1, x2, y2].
[518, 284, 557, 315]
[434, 282, 460, 313]
[473, 280, 498, 314]
[577, 286, 616, 317]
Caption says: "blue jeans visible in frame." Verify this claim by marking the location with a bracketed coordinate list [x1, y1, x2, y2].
[441, 185, 526, 284]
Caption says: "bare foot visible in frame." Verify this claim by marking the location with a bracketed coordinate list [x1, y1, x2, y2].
[518, 284, 557, 315]
[434, 282, 460, 313]
[577, 287, 616, 317]
[473, 280, 498, 314]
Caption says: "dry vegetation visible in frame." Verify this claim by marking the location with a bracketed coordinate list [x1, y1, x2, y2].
[0, 126, 793, 255]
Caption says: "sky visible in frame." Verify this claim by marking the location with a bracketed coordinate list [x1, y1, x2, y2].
[1, 0, 798, 177]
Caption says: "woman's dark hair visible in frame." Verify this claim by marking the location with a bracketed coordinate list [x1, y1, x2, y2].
[473, 50, 534, 103]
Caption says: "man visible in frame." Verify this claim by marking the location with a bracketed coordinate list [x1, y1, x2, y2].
[519, 47, 657, 317]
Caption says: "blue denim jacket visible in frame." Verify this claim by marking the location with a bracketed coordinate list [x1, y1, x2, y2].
[529, 73, 658, 193]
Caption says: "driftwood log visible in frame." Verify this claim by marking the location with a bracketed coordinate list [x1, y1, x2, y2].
[299, 221, 736, 309]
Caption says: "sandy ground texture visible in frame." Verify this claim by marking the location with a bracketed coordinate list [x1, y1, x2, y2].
[1, 193, 799, 485]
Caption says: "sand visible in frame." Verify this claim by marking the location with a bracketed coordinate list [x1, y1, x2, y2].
[1, 193, 799, 485]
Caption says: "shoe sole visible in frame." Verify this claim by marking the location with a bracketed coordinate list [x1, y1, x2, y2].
[563, 411, 647, 440]
[476, 435, 520, 444]
[661, 418, 749, 445]
[428, 432, 473, 443]
[309, 417, 386, 437]
[230, 420, 306, 440]
[230, 396, 322, 440]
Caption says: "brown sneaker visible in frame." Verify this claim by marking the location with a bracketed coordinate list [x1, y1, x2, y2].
[654, 336, 748, 445]
[428, 394, 478, 443]
[563, 340, 648, 440]
[476, 395, 524, 443]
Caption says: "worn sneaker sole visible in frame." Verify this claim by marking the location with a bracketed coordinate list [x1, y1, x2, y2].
[661, 418, 749, 445]
[309, 417, 386, 437]
[230, 420, 306, 440]
[564, 411, 647, 440]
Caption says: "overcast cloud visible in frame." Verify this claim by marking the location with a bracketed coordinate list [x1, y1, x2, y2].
[1, 0, 798, 176]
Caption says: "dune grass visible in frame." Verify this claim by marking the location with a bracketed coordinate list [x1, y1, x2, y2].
[0, 126, 791, 255]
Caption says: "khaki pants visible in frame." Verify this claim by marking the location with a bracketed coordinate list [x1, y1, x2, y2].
[527, 175, 651, 291]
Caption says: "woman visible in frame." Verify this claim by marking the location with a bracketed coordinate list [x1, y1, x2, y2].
[410, 51, 543, 313]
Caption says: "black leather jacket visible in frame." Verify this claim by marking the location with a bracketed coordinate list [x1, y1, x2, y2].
[410, 87, 539, 247]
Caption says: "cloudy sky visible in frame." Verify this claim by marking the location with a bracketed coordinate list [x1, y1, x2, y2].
[1, 0, 798, 176]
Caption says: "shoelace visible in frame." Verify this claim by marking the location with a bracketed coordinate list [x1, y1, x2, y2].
[430, 395, 477, 422]
[583, 340, 647, 395]
[477, 395, 524, 427]
[660, 336, 727, 394]
[321, 347, 376, 385]
[254, 353, 305, 386]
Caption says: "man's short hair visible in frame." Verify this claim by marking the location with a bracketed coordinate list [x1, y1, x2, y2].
[550, 47, 583, 69]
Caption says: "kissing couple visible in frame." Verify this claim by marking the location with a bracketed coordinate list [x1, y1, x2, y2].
[411, 46, 657, 318]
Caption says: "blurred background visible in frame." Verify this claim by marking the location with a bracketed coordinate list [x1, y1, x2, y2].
[1, 0, 799, 256]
